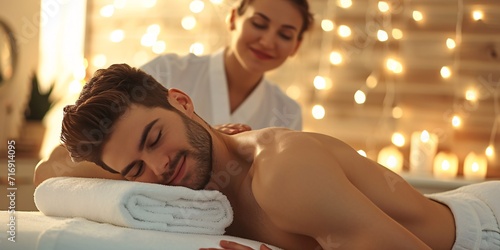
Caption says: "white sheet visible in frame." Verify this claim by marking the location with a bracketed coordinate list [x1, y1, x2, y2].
[0, 211, 280, 250]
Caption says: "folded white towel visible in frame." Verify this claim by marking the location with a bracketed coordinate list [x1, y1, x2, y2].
[34, 177, 233, 235]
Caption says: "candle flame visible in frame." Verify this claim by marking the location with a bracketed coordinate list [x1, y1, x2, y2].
[420, 130, 430, 143]
[471, 162, 480, 172]
[441, 160, 450, 171]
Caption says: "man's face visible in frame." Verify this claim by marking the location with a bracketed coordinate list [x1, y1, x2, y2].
[101, 104, 213, 190]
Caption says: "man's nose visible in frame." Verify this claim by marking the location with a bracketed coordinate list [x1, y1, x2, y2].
[143, 151, 168, 176]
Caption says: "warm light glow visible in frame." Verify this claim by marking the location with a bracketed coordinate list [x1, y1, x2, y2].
[189, 0, 205, 13]
[286, 85, 301, 100]
[377, 30, 389, 42]
[181, 16, 197, 30]
[114, 0, 127, 9]
[377, 146, 403, 172]
[440, 66, 452, 79]
[73, 63, 86, 81]
[452, 115, 461, 127]
[378, 1, 390, 12]
[357, 150, 367, 157]
[420, 130, 430, 143]
[312, 105, 326, 119]
[141, 33, 156, 47]
[314, 76, 326, 90]
[465, 89, 478, 102]
[391, 132, 406, 147]
[392, 28, 403, 40]
[190, 42, 205, 55]
[472, 10, 484, 21]
[366, 74, 378, 88]
[92, 54, 107, 68]
[392, 106, 403, 119]
[100, 4, 115, 17]
[446, 38, 456, 49]
[386, 58, 403, 74]
[210, 0, 223, 4]
[338, 0, 352, 8]
[329, 51, 343, 65]
[338, 25, 352, 37]
[463, 152, 487, 180]
[109, 29, 125, 43]
[354, 90, 366, 104]
[142, 0, 157, 8]
[321, 19, 335, 32]
[486, 145, 495, 157]
[147, 24, 161, 36]
[133, 51, 150, 66]
[152, 40, 166, 54]
[412, 10, 423, 21]
[433, 152, 458, 179]
[68, 79, 84, 95]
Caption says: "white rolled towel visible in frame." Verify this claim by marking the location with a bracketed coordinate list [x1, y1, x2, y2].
[34, 177, 233, 235]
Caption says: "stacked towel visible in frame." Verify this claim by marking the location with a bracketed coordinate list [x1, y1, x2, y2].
[34, 177, 233, 235]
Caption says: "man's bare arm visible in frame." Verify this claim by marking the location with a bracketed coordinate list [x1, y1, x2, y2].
[33, 144, 124, 187]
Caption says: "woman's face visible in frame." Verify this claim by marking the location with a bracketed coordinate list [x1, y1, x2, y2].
[229, 0, 304, 73]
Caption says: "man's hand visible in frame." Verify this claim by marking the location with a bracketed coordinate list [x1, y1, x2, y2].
[214, 123, 252, 135]
[200, 240, 271, 250]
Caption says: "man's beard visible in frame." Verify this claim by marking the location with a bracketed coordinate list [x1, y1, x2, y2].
[179, 113, 213, 190]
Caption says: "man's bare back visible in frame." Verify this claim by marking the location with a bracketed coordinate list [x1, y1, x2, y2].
[221, 128, 455, 249]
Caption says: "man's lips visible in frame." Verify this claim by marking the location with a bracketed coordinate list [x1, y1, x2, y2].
[250, 48, 273, 60]
[166, 154, 186, 185]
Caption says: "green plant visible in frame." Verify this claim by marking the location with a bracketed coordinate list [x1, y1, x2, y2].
[25, 73, 54, 121]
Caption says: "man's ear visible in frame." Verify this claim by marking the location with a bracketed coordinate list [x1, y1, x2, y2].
[167, 88, 195, 117]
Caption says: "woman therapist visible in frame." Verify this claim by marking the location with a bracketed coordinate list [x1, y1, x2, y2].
[140, 0, 314, 131]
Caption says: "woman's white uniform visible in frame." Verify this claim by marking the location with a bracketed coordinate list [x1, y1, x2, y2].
[140, 50, 302, 130]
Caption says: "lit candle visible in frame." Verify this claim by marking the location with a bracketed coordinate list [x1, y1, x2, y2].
[377, 146, 403, 173]
[463, 152, 487, 180]
[433, 152, 458, 179]
[409, 130, 438, 176]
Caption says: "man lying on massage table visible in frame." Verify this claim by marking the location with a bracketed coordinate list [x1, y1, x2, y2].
[34, 64, 500, 250]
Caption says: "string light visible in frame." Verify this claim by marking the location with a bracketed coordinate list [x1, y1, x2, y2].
[412, 10, 423, 22]
[337, 25, 352, 37]
[312, 105, 326, 119]
[377, 30, 389, 42]
[92, 54, 107, 68]
[446, 38, 456, 49]
[440, 66, 452, 79]
[452, 115, 461, 128]
[152, 40, 166, 54]
[189, 42, 205, 55]
[392, 106, 403, 119]
[378, 1, 390, 13]
[472, 10, 484, 21]
[100, 4, 114, 17]
[354, 90, 366, 104]
[189, 0, 205, 13]
[386, 58, 403, 74]
[286, 85, 301, 100]
[366, 74, 378, 89]
[321, 19, 335, 32]
[338, 0, 352, 9]
[181, 16, 197, 30]
[109, 29, 125, 43]
[391, 132, 406, 147]
[392, 28, 403, 40]
[329, 51, 343, 65]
